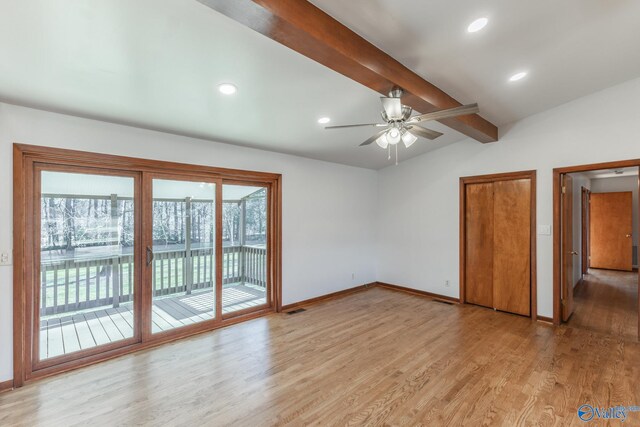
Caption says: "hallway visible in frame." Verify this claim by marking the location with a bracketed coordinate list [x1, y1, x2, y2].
[568, 269, 638, 340]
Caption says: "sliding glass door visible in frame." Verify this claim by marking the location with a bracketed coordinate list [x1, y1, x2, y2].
[18, 144, 280, 384]
[149, 177, 219, 333]
[36, 167, 140, 364]
[35, 174, 273, 359]
[222, 184, 269, 314]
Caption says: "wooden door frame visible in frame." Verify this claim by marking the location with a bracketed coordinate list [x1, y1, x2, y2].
[581, 187, 590, 276]
[553, 160, 640, 337]
[459, 170, 537, 320]
[13, 143, 283, 387]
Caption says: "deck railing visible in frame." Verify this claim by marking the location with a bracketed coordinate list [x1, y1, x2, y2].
[40, 245, 267, 316]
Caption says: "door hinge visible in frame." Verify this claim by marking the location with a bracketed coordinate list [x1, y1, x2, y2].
[562, 186, 566, 194]
[561, 299, 566, 306]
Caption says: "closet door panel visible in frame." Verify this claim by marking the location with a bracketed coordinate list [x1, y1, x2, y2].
[493, 179, 531, 316]
[465, 183, 494, 308]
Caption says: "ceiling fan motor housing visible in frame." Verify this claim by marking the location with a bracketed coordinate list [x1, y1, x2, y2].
[389, 88, 404, 98]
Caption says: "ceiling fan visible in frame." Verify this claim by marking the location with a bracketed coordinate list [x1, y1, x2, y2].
[325, 88, 479, 163]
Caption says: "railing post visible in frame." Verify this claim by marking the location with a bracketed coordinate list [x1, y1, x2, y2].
[185, 197, 193, 295]
[110, 194, 120, 308]
[240, 199, 246, 284]
[112, 256, 120, 308]
[41, 264, 47, 317]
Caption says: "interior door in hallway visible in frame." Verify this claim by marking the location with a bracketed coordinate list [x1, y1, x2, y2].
[561, 174, 575, 321]
[590, 192, 633, 271]
[581, 187, 590, 275]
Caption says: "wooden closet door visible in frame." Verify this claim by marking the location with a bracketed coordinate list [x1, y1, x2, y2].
[493, 179, 531, 316]
[465, 183, 494, 308]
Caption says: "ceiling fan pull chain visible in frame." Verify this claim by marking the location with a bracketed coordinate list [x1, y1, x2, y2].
[395, 144, 398, 166]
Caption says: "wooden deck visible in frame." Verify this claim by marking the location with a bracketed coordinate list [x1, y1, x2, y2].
[39, 284, 266, 360]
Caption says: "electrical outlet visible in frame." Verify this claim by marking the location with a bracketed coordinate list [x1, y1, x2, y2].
[445, 280, 450, 287]
[0, 251, 11, 266]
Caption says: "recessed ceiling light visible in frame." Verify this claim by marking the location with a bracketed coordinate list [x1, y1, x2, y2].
[317, 117, 331, 124]
[218, 83, 237, 95]
[467, 17, 488, 33]
[509, 72, 528, 82]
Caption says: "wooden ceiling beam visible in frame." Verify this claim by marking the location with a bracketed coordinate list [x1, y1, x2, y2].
[198, 0, 498, 143]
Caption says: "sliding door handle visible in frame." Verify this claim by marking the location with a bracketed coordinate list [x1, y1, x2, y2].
[146, 246, 154, 266]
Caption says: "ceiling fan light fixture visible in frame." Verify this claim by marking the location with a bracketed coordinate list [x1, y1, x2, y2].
[375, 134, 389, 149]
[402, 130, 418, 148]
[381, 97, 403, 120]
[387, 128, 401, 145]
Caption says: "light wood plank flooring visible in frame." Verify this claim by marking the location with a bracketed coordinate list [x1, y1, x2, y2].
[568, 268, 638, 340]
[3, 287, 640, 426]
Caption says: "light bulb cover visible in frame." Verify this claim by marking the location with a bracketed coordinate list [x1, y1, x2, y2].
[387, 128, 401, 145]
[402, 130, 418, 148]
[375, 134, 389, 149]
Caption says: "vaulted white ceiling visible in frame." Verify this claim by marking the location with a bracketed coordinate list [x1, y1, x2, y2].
[310, 0, 640, 127]
[1, 1, 639, 169]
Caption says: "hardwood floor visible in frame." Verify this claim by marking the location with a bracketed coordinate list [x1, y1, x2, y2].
[568, 268, 638, 340]
[2, 287, 640, 426]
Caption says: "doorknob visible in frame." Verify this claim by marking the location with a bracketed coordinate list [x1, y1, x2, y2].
[570, 251, 578, 256]
[626, 234, 632, 238]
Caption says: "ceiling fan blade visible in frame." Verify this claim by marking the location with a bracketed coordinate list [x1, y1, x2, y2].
[406, 103, 479, 124]
[359, 129, 389, 146]
[381, 97, 403, 120]
[325, 123, 387, 129]
[406, 125, 443, 140]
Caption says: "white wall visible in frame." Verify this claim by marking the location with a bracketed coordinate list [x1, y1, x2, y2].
[590, 175, 639, 267]
[377, 76, 640, 318]
[0, 102, 378, 382]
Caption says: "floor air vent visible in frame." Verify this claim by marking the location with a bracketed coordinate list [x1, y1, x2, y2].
[287, 308, 306, 315]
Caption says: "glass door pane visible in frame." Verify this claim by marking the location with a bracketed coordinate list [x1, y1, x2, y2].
[39, 171, 136, 360]
[151, 179, 216, 332]
[222, 184, 268, 314]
